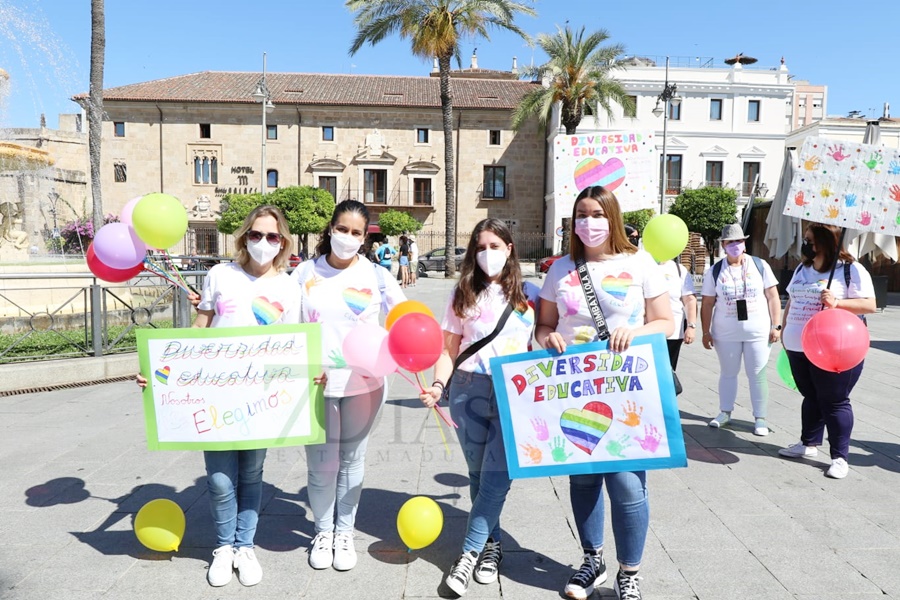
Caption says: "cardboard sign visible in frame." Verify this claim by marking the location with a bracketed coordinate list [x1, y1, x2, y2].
[137, 325, 324, 450]
[490, 334, 686, 479]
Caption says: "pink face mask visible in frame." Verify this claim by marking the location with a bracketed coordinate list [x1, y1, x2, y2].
[574, 217, 610, 248]
[724, 241, 745, 258]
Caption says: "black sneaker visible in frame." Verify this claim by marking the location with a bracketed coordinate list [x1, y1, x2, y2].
[473, 538, 502, 584]
[445, 550, 478, 596]
[614, 569, 643, 600]
[564, 550, 607, 599]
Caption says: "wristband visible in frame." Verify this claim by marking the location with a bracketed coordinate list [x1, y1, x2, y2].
[432, 380, 445, 391]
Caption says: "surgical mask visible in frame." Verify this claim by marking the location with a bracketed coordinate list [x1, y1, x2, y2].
[476, 248, 508, 278]
[330, 231, 362, 260]
[724, 241, 745, 258]
[574, 217, 610, 248]
[247, 238, 281, 265]
[801, 240, 816, 260]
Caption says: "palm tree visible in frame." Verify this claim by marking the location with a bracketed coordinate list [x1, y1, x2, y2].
[347, 0, 535, 276]
[88, 0, 105, 233]
[512, 25, 633, 135]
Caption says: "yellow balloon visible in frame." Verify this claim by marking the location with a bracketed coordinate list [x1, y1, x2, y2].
[134, 498, 185, 552]
[385, 300, 435, 330]
[642, 214, 689, 262]
[132, 193, 188, 250]
[397, 496, 443, 550]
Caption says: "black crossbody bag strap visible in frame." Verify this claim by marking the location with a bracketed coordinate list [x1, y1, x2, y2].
[452, 302, 515, 372]
[575, 258, 610, 341]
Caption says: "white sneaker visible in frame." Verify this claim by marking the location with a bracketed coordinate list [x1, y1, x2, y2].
[233, 546, 262, 586]
[308, 531, 334, 570]
[207, 545, 234, 587]
[753, 418, 769, 436]
[826, 457, 849, 479]
[708, 412, 731, 428]
[778, 442, 818, 458]
[332, 531, 357, 571]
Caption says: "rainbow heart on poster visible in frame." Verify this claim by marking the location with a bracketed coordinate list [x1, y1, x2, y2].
[154, 366, 171, 385]
[601, 272, 632, 301]
[574, 157, 626, 191]
[252, 297, 284, 325]
[560, 401, 613, 455]
[342, 288, 373, 315]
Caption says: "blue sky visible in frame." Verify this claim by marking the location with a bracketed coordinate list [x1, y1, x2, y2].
[0, 0, 895, 128]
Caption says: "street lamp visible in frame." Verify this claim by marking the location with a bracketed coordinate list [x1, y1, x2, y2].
[251, 52, 275, 194]
[652, 56, 681, 214]
[46, 189, 61, 252]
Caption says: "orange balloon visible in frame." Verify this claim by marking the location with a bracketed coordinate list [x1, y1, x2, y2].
[385, 300, 435, 330]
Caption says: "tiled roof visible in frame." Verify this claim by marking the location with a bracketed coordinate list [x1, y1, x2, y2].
[75, 71, 540, 110]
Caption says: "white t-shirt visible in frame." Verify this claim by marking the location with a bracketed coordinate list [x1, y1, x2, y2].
[783, 261, 874, 352]
[197, 262, 301, 328]
[659, 260, 695, 341]
[292, 256, 406, 397]
[539, 252, 668, 345]
[442, 281, 540, 375]
[409, 241, 419, 262]
[701, 257, 778, 342]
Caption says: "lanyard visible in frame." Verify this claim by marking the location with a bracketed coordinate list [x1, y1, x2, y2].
[724, 258, 749, 300]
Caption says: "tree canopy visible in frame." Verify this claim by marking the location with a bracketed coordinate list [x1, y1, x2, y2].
[216, 186, 335, 241]
[667, 187, 739, 260]
[377, 209, 423, 236]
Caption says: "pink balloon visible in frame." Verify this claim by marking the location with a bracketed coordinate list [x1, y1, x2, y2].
[343, 323, 398, 378]
[92, 222, 147, 269]
[119, 196, 143, 227]
[801, 309, 870, 372]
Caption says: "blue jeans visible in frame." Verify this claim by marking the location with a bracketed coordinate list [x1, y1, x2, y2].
[203, 449, 267, 548]
[570, 471, 649, 568]
[448, 370, 512, 554]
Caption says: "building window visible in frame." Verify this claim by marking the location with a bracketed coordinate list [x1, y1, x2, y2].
[742, 162, 760, 196]
[193, 156, 218, 184]
[114, 162, 127, 182]
[489, 129, 501, 146]
[267, 169, 278, 188]
[114, 122, 125, 137]
[624, 95, 637, 118]
[413, 178, 432, 205]
[364, 169, 387, 203]
[199, 123, 211, 138]
[191, 225, 219, 255]
[748, 100, 761, 122]
[318, 176, 337, 199]
[322, 126, 334, 141]
[266, 125, 277, 140]
[483, 166, 507, 199]
[668, 102, 681, 121]
[416, 128, 429, 144]
[706, 161, 724, 186]
[663, 155, 682, 194]
[710, 99, 723, 121]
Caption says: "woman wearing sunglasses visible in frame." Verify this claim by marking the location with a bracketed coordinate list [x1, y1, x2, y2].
[137, 205, 300, 587]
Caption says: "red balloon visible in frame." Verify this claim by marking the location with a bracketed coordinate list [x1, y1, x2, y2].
[86, 244, 145, 283]
[800, 309, 870, 372]
[387, 312, 443, 373]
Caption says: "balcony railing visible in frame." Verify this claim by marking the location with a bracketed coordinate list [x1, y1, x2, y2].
[336, 189, 436, 208]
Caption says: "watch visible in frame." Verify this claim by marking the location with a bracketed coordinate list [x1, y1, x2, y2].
[772, 324, 783, 331]
[686, 322, 697, 329]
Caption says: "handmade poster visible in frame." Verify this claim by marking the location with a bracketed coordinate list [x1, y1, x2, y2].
[784, 135, 900, 235]
[490, 333, 686, 479]
[137, 324, 324, 451]
[553, 130, 658, 212]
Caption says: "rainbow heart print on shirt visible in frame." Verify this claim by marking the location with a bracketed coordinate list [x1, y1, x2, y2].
[252, 297, 284, 325]
[601, 272, 633, 301]
[560, 401, 613, 455]
[574, 157, 626, 192]
[342, 288, 373, 316]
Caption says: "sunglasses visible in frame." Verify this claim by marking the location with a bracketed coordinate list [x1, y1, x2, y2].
[247, 230, 283, 246]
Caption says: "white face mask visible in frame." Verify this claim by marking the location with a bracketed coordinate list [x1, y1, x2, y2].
[330, 231, 362, 260]
[476, 248, 508, 278]
[247, 238, 281, 265]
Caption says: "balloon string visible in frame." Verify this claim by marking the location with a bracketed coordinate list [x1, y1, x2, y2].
[416, 371, 427, 390]
[143, 257, 191, 293]
[395, 369, 424, 393]
[161, 249, 195, 293]
[432, 407, 452, 458]
[433, 405, 458, 429]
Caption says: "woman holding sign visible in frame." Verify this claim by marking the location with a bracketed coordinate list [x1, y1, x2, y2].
[535, 186, 673, 600]
[419, 218, 539, 596]
[777, 223, 875, 479]
[137, 205, 300, 587]
[292, 199, 406, 572]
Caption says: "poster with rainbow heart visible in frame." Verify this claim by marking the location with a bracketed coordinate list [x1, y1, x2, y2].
[490, 333, 686, 478]
[553, 130, 658, 213]
[136, 324, 324, 450]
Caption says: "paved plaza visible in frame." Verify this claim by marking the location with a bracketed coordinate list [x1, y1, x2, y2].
[2, 273, 900, 599]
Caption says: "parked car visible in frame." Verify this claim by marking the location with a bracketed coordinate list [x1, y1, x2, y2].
[417, 247, 466, 277]
[538, 253, 565, 274]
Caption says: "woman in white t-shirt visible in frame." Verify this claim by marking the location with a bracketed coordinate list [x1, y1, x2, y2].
[535, 186, 673, 600]
[700, 224, 781, 436]
[138, 205, 300, 588]
[292, 200, 406, 572]
[777, 223, 875, 479]
[419, 218, 539, 596]
[659, 259, 697, 370]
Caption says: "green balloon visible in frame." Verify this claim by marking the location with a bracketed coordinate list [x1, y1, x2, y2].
[132, 193, 188, 250]
[643, 214, 689, 262]
[777, 348, 798, 391]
